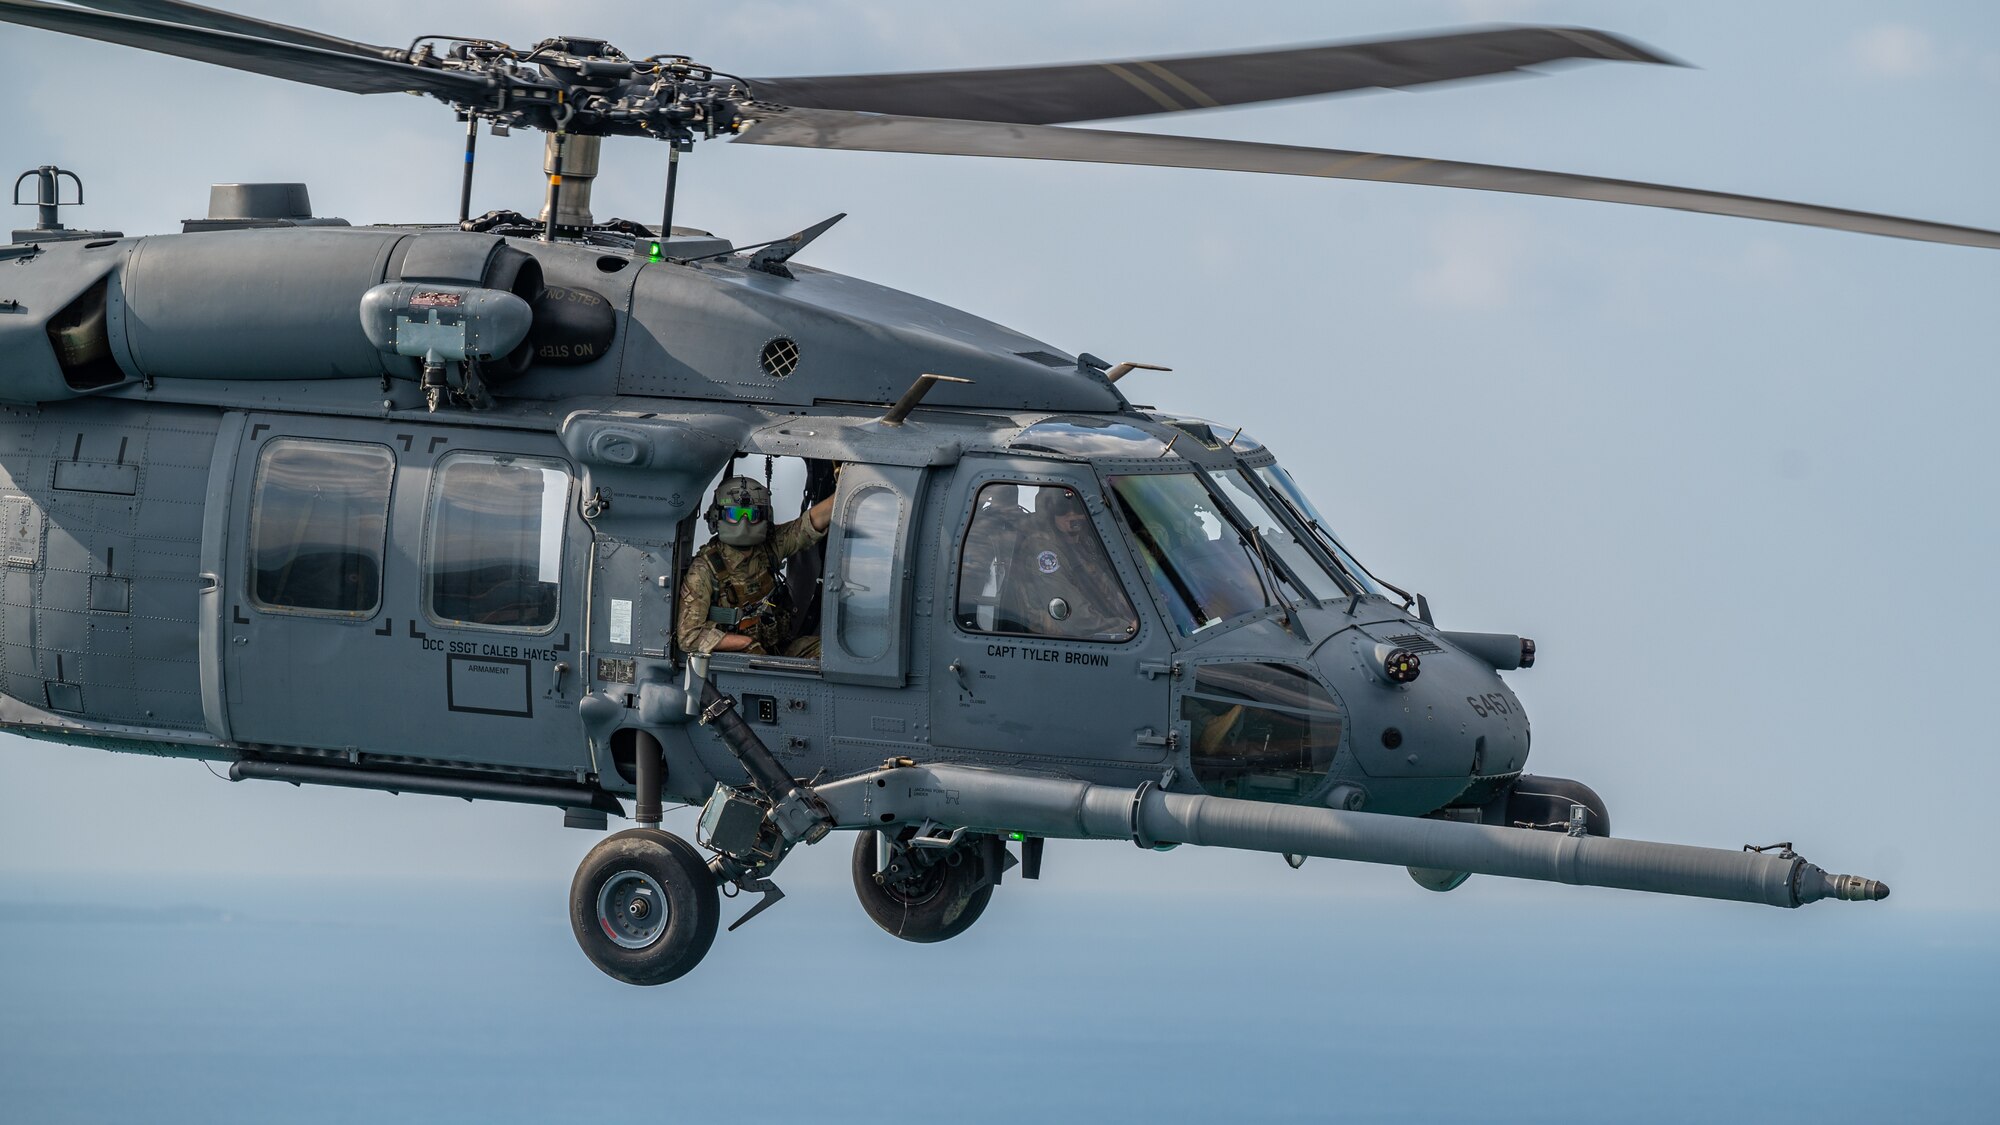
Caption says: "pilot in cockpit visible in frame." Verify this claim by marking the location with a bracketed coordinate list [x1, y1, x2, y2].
[1001, 487, 1138, 641]
[676, 475, 835, 657]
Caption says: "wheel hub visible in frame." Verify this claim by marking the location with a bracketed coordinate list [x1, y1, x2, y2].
[879, 850, 950, 905]
[597, 869, 670, 949]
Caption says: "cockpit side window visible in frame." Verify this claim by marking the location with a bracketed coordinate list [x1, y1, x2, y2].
[954, 482, 1138, 643]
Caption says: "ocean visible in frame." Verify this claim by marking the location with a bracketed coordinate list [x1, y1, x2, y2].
[1, 858, 1991, 1124]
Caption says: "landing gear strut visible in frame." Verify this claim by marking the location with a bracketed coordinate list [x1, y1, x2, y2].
[572, 657, 843, 984]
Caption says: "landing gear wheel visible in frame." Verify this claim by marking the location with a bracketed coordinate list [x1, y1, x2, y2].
[851, 829, 994, 943]
[570, 829, 720, 985]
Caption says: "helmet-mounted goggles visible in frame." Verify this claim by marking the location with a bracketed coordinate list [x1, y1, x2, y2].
[721, 504, 770, 524]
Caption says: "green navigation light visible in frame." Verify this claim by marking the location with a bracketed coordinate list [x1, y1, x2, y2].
[647, 241, 663, 263]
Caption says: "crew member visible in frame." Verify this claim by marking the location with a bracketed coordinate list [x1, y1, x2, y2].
[1002, 487, 1137, 640]
[956, 483, 1032, 632]
[677, 475, 835, 656]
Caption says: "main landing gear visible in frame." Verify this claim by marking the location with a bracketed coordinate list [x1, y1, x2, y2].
[569, 829, 719, 986]
[566, 657, 1023, 984]
[851, 827, 1007, 943]
[567, 821, 1016, 983]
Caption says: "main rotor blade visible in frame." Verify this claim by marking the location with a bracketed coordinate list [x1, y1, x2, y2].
[737, 108, 2000, 250]
[53, 0, 404, 60]
[0, 0, 484, 98]
[746, 26, 1675, 126]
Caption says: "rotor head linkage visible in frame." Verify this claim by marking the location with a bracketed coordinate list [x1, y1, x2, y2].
[456, 111, 478, 225]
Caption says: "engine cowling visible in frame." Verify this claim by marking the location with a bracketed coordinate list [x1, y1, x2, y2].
[0, 228, 546, 404]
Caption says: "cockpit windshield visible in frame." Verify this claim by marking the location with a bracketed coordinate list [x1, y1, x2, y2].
[1254, 464, 1382, 598]
[1204, 469, 1348, 603]
[1107, 473, 1270, 635]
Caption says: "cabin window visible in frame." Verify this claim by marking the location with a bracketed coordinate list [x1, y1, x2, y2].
[954, 482, 1138, 643]
[834, 486, 900, 660]
[247, 438, 394, 617]
[817, 462, 924, 687]
[424, 452, 570, 632]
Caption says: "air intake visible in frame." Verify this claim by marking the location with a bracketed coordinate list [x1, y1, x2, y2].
[760, 337, 801, 378]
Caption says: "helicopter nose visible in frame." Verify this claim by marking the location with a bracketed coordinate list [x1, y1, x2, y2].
[1325, 628, 1530, 783]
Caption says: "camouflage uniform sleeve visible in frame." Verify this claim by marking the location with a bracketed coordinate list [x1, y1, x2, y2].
[676, 556, 729, 655]
[770, 512, 830, 562]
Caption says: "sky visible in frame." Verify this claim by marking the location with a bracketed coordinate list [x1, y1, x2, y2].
[2, 4, 1996, 1121]
[0, 0, 1996, 931]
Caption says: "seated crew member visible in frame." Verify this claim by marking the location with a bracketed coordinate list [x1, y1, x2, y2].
[1002, 487, 1137, 641]
[677, 475, 836, 657]
[956, 483, 1032, 631]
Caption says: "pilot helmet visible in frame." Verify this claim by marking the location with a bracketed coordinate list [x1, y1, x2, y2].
[706, 476, 774, 547]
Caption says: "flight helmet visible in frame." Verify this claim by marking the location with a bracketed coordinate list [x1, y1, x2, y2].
[1042, 487, 1088, 525]
[705, 476, 774, 547]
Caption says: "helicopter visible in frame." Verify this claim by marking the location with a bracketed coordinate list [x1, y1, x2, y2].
[0, 1, 1981, 986]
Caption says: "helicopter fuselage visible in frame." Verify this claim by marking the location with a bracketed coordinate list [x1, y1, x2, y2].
[0, 221, 1525, 824]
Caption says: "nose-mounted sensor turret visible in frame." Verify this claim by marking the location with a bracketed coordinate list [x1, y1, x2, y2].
[1379, 646, 1422, 684]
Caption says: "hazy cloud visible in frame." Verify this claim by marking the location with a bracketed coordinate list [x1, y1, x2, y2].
[1721, 236, 1795, 286]
[1849, 24, 1937, 78]
[1408, 214, 1529, 311]
[1451, 0, 1549, 21]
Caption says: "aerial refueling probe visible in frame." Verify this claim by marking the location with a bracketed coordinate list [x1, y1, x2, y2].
[815, 764, 1889, 908]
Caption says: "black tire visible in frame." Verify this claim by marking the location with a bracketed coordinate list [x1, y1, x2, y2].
[569, 829, 720, 986]
[850, 830, 994, 943]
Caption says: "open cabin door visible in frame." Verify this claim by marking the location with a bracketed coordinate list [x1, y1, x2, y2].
[216, 414, 590, 774]
[818, 463, 925, 687]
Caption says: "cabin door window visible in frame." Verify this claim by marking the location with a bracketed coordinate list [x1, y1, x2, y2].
[422, 452, 571, 633]
[246, 438, 394, 617]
